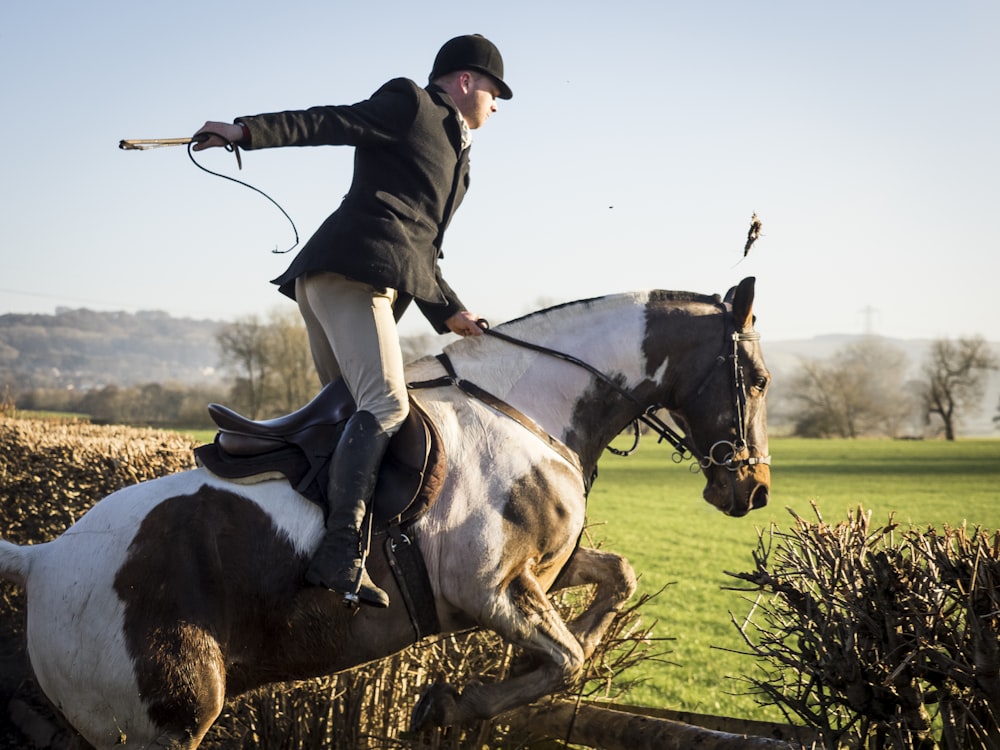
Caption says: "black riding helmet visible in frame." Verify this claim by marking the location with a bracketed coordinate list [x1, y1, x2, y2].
[429, 34, 513, 100]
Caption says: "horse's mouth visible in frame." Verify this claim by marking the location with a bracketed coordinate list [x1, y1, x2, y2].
[704, 476, 770, 517]
[749, 482, 769, 510]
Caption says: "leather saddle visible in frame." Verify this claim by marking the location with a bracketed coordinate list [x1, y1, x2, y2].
[194, 379, 446, 528]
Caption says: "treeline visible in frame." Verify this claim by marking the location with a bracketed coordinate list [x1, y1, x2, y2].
[9, 309, 439, 428]
[779, 336, 998, 439]
[5, 307, 999, 438]
[15, 382, 229, 429]
[0, 307, 222, 390]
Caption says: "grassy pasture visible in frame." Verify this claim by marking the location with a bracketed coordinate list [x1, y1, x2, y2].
[585, 437, 1000, 720]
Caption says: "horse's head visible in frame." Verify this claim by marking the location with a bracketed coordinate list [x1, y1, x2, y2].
[442, 278, 770, 517]
[659, 277, 771, 517]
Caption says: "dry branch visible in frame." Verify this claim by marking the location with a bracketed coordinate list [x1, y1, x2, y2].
[727, 503, 1000, 749]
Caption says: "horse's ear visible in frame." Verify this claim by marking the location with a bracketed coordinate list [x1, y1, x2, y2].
[731, 276, 756, 332]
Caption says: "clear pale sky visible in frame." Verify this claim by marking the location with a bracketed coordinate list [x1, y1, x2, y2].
[2, 1, 997, 342]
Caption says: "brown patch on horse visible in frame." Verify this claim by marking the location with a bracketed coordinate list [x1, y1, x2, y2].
[641, 291, 723, 383]
[563, 374, 636, 474]
[113, 486, 332, 735]
[501, 460, 580, 577]
[564, 292, 725, 473]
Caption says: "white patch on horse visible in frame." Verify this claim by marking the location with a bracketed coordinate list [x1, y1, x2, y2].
[409, 390, 586, 631]
[440, 293, 654, 445]
[650, 353, 671, 387]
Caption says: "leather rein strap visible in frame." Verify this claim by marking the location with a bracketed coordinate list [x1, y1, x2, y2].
[406, 321, 693, 485]
[479, 326, 692, 457]
[408, 313, 768, 475]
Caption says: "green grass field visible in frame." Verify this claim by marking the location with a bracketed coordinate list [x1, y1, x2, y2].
[586, 437, 1000, 720]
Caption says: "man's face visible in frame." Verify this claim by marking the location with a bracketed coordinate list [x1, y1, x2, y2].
[456, 73, 500, 130]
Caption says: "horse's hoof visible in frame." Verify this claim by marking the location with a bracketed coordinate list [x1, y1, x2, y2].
[410, 682, 459, 731]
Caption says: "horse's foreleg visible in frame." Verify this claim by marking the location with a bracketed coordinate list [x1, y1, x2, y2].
[412, 563, 585, 729]
[549, 546, 637, 658]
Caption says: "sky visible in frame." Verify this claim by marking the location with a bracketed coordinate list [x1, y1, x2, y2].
[2, 1, 998, 343]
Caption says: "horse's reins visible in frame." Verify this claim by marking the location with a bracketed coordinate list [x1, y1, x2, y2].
[483, 321, 769, 472]
[119, 132, 300, 255]
[411, 313, 769, 478]
[477, 324, 692, 459]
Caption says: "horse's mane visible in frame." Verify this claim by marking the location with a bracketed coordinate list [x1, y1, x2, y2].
[406, 287, 728, 400]
[407, 289, 726, 376]
[495, 289, 725, 330]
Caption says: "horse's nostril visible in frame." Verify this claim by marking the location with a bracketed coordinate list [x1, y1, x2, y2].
[750, 485, 769, 510]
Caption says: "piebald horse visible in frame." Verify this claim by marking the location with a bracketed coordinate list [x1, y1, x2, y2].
[0, 278, 770, 749]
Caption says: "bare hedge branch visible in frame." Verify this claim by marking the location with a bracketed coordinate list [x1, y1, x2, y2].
[726, 502, 1000, 749]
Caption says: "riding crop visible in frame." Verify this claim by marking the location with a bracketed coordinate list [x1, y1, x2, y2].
[118, 134, 299, 253]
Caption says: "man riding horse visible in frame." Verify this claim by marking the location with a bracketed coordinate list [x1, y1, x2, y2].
[194, 35, 512, 609]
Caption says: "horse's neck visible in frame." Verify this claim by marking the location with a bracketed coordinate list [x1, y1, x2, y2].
[439, 294, 657, 449]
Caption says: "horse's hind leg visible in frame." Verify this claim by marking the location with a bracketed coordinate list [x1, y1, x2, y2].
[412, 548, 637, 729]
[549, 546, 637, 658]
[126, 626, 226, 750]
[413, 561, 586, 729]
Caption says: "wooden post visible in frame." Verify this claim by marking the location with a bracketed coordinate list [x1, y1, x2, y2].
[501, 700, 805, 750]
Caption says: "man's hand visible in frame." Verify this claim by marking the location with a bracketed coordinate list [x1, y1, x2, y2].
[445, 310, 484, 337]
[192, 122, 244, 150]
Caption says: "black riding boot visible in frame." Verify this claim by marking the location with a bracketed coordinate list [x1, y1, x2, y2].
[305, 410, 391, 609]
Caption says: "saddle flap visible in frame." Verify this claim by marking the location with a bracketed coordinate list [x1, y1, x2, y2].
[373, 398, 442, 526]
[217, 431, 286, 456]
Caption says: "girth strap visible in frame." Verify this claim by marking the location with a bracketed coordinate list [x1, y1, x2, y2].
[409, 354, 583, 475]
[384, 523, 439, 641]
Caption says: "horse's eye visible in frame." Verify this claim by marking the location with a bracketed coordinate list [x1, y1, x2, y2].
[752, 376, 769, 393]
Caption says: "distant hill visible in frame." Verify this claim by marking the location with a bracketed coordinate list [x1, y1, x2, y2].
[1, 308, 997, 435]
[0, 308, 224, 390]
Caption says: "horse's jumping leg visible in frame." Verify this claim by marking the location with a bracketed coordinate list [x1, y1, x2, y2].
[549, 546, 637, 658]
[412, 547, 637, 729]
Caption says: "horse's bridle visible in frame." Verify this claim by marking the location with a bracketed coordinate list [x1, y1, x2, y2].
[685, 328, 772, 472]
[472, 314, 770, 473]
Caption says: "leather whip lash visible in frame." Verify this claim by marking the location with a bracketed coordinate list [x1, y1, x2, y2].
[119, 134, 299, 254]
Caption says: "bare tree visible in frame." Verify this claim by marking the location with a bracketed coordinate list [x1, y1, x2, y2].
[264, 309, 319, 416]
[787, 338, 912, 438]
[786, 358, 847, 437]
[217, 311, 454, 420]
[918, 336, 998, 440]
[217, 315, 271, 419]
